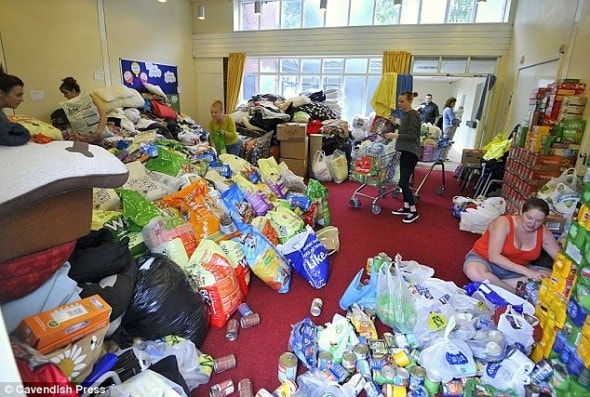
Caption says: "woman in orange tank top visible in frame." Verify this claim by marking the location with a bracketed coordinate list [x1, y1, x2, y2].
[463, 197, 562, 293]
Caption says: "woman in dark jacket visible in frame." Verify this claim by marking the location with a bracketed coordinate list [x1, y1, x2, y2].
[385, 91, 422, 223]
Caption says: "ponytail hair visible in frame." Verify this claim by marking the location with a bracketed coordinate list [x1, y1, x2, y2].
[0, 64, 24, 94]
[400, 91, 418, 102]
[59, 77, 81, 93]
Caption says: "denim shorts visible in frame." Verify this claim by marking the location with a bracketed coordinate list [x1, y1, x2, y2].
[463, 250, 529, 279]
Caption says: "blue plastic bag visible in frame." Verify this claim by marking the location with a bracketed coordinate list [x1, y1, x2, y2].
[281, 226, 330, 289]
[339, 268, 378, 311]
[288, 317, 319, 369]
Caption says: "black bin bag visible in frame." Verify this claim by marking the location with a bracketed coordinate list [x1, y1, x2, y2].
[122, 254, 209, 347]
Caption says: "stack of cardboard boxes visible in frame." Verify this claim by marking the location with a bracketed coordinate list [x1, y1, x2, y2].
[504, 79, 586, 219]
[278, 123, 308, 177]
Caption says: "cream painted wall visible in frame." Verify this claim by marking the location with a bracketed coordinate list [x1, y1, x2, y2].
[0, 0, 104, 120]
[0, 0, 197, 122]
[1, 0, 588, 147]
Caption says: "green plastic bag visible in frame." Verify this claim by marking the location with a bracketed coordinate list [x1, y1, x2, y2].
[145, 146, 192, 177]
[213, 130, 227, 154]
[116, 188, 163, 228]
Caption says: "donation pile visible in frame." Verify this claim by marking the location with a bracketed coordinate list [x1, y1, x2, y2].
[246, 253, 590, 396]
[6, 135, 337, 395]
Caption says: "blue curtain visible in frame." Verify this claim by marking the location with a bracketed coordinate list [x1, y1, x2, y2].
[391, 74, 414, 119]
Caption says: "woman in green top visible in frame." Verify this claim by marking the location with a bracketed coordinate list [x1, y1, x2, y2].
[208, 99, 241, 157]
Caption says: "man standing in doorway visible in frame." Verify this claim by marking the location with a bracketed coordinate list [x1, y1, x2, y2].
[417, 94, 440, 125]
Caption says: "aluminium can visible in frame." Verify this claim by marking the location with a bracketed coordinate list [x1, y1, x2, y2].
[353, 343, 369, 360]
[409, 365, 426, 389]
[530, 358, 554, 383]
[393, 367, 410, 387]
[238, 303, 254, 317]
[240, 312, 261, 328]
[278, 352, 298, 383]
[382, 383, 408, 397]
[374, 364, 396, 385]
[328, 362, 350, 382]
[238, 378, 254, 397]
[318, 350, 333, 370]
[356, 358, 371, 378]
[225, 318, 239, 341]
[213, 353, 237, 373]
[364, 380, 383, 397]
[310, 297, 323, 317]
[210, 379, 234, 396]
[342, 351, 357, 373]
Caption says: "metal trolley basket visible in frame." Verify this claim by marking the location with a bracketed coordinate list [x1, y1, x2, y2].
[348, 140, 401, 215]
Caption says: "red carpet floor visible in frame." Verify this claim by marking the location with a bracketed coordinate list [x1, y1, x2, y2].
[195, 166, 480, 396]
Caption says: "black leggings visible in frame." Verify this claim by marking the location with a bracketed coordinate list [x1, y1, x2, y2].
[399, 151, 418, 206]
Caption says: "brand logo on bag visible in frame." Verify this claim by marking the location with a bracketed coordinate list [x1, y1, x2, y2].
[445, 351, 469, 365]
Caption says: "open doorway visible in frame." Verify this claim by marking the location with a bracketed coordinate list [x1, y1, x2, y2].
[414, 75, 487, 163]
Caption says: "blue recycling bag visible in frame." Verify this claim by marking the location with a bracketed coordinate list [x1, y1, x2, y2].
[281, 226, 330, 289]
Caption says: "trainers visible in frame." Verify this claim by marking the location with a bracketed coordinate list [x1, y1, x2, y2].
[403, 211, 420, 223]
[392, 207, 410, 215]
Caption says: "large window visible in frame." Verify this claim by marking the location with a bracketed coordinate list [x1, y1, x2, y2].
[241, 55, 497, 122]
[238, 0, 511, 31]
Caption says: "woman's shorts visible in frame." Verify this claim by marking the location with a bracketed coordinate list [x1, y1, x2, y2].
[463, 250, 530, 280]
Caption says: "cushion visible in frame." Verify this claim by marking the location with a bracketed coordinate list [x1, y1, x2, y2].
[0, 241, 76, 304]
[0, 141, 128, 216]
[7, 115, 63, 141]
[0, 141, 129, 261]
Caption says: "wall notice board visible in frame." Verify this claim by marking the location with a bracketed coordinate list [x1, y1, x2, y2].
[120, 58, 180, 112]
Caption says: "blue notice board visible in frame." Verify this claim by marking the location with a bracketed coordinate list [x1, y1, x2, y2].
[120, 58, 180, 112]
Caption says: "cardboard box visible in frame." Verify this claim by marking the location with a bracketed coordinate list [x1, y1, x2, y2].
[308, 134, 324, 175]
[281, 157, 308, 178]
[277, 123, 307, 141]
[461, 149, 484, 167]
[16, 295, 111, 354]
[280, 137, 309, 160]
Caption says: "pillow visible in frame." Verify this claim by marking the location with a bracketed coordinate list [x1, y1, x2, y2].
[8, 115, 63, 141]
[120, 89, 145, 108]
[92, 86, 119, 103]
[144, 83, 167, 99]
[91, 86, 144, 113]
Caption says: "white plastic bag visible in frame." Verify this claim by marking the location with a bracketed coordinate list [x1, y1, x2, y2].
[312, 150, 332, 182]
[537, 168, 581, 215]
[418, 316, 477, 383]
[497, 305, 535, 350]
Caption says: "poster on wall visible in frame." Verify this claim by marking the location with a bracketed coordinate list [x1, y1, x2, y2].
[120, 58, 180, 112]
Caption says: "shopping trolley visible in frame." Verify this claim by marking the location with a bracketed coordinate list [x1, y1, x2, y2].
[412, 135, 452, 201]
[348, 140, 401, 215]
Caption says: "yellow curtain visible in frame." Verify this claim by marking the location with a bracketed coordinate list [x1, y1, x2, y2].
[226, 52, 246, 112]
[370, 72, 398, 118]
[382, 51, 412, 74]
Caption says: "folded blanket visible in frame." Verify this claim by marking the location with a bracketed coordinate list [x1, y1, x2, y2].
[0, 121, 30, 146]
